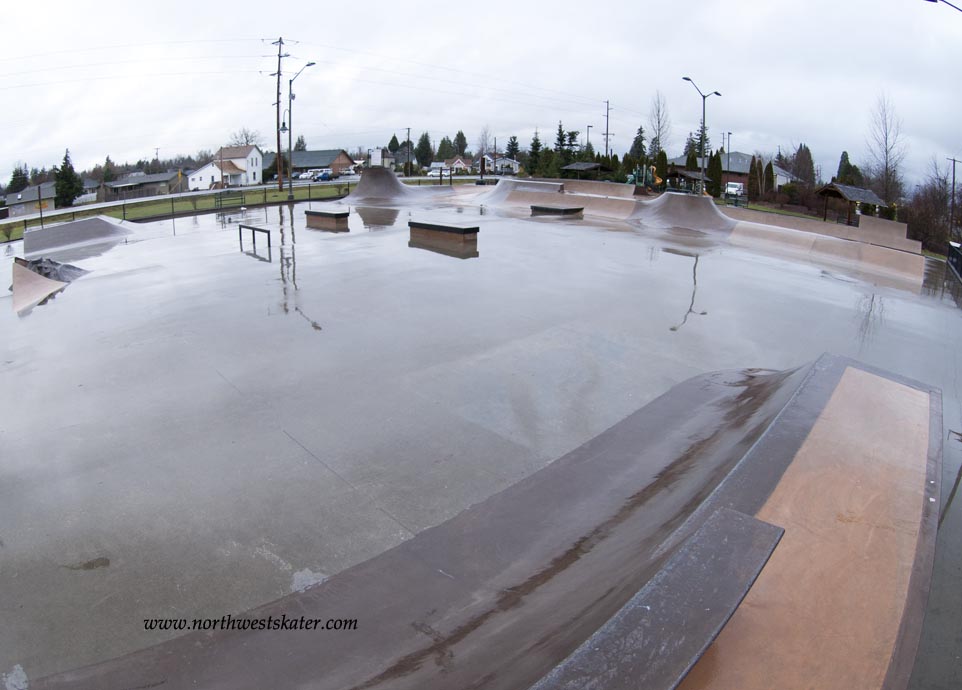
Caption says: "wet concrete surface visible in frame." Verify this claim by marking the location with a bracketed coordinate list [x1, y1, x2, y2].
[1, 198, 961, 686]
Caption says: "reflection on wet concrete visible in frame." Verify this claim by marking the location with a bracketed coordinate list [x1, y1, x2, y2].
[4, 199, 962, 684]
[355, 206, 399, 230]
[854, 292, 886, 352]
[664, 249, 707, 331]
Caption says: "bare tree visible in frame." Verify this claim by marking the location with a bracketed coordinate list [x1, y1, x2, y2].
[228, 127, 263, 147]
[476, 126, 491, 158]
[648, 91, 672, 157]
[865, 93, 906, 204]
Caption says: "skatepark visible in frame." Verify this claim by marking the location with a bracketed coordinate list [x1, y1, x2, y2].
[1, 169, 960, 689]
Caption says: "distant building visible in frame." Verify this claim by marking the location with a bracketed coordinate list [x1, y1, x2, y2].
[444, 157, 473, 173]
[101, 171, 187, 202]
[3, 182, 56, 217]
[668, 151, 798, 189]
[261, 149, 355, 178]
[189, 145, 264, 190]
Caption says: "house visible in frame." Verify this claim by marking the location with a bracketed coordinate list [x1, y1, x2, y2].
[3, 182, 56, 217]
[474, 154, 521, 175]
[188, 145, 264, 190]
[261, 149, 355, 179]
[393, 143, 417, 172]
[369, 148, 396, 169]
[101, 170, 187, 202]
[668, 151, 798, 190]
[443, 157, 473, 174]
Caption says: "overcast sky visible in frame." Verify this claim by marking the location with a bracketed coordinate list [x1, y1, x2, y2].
[1, 0, 959, 188]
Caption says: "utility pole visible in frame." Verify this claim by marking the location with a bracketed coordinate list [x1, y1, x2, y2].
[406, 126, 411, 177]
[586, 124, 592, 149]
[949, 157, 960, 240]
[272, 37, 288, 191]
[603, 100, 611, 159]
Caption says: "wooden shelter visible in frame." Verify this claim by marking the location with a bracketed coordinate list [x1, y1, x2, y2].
[816, 182, 886, 227]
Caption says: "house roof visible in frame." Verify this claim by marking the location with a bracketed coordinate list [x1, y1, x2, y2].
[444, 157, 473, 167]
[215, 145, 261, 160]
[4, 182, 55, 206]
[262, 149, 352, 170]
[668, 151, 798, 181]
[562, 162, 611, 172]
[815, 182, 887, 207]
[215, 160, 246, 175]
[105, 171, 181, 189]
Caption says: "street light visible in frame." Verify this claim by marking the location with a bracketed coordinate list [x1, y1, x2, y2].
[682, 76, 721, 195]
[924, 0, 962, 13]
[286, 61, 316, 201]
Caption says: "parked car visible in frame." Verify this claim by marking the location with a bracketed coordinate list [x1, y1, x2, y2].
[427, 168, 451, 178]
[298, 171, 314, 180]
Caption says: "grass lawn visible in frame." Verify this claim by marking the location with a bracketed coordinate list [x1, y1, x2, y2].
[0, 183, 353, 243]
[923, 250, 947, 261]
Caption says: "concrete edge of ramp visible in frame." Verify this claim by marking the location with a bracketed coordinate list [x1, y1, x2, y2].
[11, 262, 68, 315]
[530, 508, 784, 690]
[730, 220, 926, 283]
[32, 355, 941, 690]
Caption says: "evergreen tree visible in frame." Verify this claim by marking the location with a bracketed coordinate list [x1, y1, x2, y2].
[8, 164, 29, 194]
[649, 135, 662, 159]
[836, 151, 865, 187]
[294, 135, 307, 151]
[655, 150, 668, 185]
[629, 125, 647, 161]
[707, 151, 723, 197]
[580, 141, 596, 162]
[683, 132, 699, 157]
[454, 130, 467, 156]
[54, 149, 83, 208]
[696, 119, 711, 155]
[748, 156, 760, 201]
[685, 150, 698, 171]
[388, 134, 400, 154]
[505, 136, 520, 160]
[528, 130, 542, 174]
[436, 136, 455, 161]
[102, 156, 116, 183]
[792, 143, 815, 186]
[764, 160, 775, 195]
[554, 121, 567, 153]
[414, 132, 433, 168]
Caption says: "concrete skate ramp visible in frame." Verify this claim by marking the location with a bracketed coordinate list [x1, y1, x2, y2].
[559, 179, 641, 198]
[631, 192, 737, 232]
[32, 354, 941, 690]
[350, 168, 415, 201]
[730, 220, 925, 282]
[11, 262, 68, 315]
[23, 216, 130, 257]
[479, 178, 565, 205]
[724, 206, 922, 255]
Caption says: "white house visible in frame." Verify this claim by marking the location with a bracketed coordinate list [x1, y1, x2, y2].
[443, 157, 474, 173]
[188, 145, 263, 190]
[475, 154, 521, 175]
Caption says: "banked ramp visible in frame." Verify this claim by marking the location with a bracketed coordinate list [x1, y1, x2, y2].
[33, 354, 940, 690]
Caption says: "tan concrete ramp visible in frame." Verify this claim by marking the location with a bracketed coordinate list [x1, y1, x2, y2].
[632, 192, 737, 232]
[11, 262, 68, 315]
[679, 364, 938, 690]
[350, 167, 414, 201]
[730, 220, 925, 282]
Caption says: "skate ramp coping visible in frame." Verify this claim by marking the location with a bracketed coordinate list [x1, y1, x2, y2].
[23, 216, 131, 257]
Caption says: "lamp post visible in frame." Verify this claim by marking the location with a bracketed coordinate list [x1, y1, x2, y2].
[924, 0, 962, 12]
[284, 61, 315, 201]
[727, 131, 732, 189]
[682, 77, 721, 195]
[586, 124, 593, 149]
